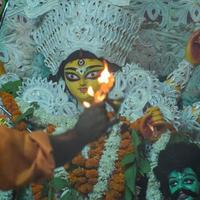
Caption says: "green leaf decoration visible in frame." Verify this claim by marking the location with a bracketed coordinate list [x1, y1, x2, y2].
[125, 165, 137, 195]
[131, 130, 141, 148]
[47, 184, 55, 200]
[14, 107, 35, 123]
[121, 153, 136, 166]
[0, 80, 22, 97]
[138, 158, 151, 175]
[124, 187, 134, 200]
[60, 190, 79, 200]
[51, 177, 69, 190]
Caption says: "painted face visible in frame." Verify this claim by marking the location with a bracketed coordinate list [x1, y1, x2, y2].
[64, 58, 104, 103]
[168, 168, 200, 200]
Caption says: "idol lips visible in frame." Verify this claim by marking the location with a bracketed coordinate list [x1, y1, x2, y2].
[177, 192, 189, 200]
[79, 87, 88, 94]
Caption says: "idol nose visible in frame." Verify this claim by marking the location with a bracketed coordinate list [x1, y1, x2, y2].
[80, 78, 86, 86]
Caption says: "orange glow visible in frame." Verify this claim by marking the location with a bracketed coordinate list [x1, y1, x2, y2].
[88, 86, 95, 97]
[94, 60, 114, 103]
[98, 62, 111, 84]
[84, 60, 115, 106]
[83, 101, 91, 108]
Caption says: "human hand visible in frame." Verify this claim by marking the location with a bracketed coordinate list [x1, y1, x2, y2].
[185, 29, 200, 65]
[74, 103, 111, 143]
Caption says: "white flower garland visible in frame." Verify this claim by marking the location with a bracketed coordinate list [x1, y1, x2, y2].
[16, 98, 78, 130]
[146, 130, 171, 200]
[87, 124, 121, 200]
[60, 124, 121, 200]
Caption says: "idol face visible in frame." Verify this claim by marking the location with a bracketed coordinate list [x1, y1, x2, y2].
[168, 168, 200, 200]
[64, 58, 104, 103]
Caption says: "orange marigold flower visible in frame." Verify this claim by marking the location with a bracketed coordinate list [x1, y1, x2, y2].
[109, 181, 124, 193]
[85, 169, 98, 178]
[87, 178, 97, 184]
[72, 155, 85, 166]
[68, 174, 77, 184]
[72, 168, 85, 177]
[111, 174, 124, 184]
[73, 177, 87, 185]
[78, 183, 93, 194]
[85, 158, 99, 168]
[89, 148, 103, 157]
[104, 190, 121, 200]
[118, 149, 126, 158]
[121, 131, 131, 139]
[120, 139, 130, 149]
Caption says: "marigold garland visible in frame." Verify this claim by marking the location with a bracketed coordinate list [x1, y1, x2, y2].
[0, 91, 27, 130]
[67, 128, 135, 200]
[104, 130, 134, 200]
[68, 136, 106, 195]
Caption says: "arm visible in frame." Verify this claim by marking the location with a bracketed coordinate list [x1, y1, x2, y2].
[164, 30, 200, 96]
[0, 104, 110, 190]
[164, 59, 193, 96]
[50, 103, 110, 167]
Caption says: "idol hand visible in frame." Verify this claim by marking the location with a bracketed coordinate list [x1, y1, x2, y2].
[139, 106, 171, 140]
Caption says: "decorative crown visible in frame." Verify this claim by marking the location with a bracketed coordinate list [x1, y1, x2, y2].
[32, 0, 141, 74]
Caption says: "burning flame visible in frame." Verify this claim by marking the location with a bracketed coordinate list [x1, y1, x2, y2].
[98, 62, 110, 84]
[83, 60, 114, 107]
[88, 86, 95, 97]
[83, 101, 91, 108]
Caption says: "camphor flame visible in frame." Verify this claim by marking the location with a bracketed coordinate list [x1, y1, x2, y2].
[83, 60, 115, 107]
[83, 101, 91, 108]
[88, 86, 95, 97]
[98, 62, 111, 84]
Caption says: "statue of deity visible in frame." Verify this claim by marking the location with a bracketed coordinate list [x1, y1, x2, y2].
[154, 142, 200, 200]
[0, 0, 200, 199]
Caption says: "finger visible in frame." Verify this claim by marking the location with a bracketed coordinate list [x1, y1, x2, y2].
[151, 110, 163, 116]
[151, 120, 166, 127]
[146, 106, 160, 114]
[151, 116, 164, 123]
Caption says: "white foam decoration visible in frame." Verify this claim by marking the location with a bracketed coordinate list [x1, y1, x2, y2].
[16, 77, 78, 117]
[32, 0, 142, 74]
[118, 63, 179, 128]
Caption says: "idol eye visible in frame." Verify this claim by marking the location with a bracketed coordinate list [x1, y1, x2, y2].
[169, 180, 178, 187]
[65, 72, 80, 81]
[85, 71, 101, 79]
[184, 178, 194, 184]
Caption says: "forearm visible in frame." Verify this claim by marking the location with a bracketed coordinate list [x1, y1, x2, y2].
[164, 59, 193, 95]
[49, 129, 86, 167]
